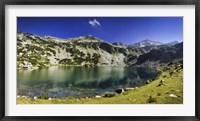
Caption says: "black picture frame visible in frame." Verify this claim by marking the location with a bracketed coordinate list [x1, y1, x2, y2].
[0, 0, 199, 121]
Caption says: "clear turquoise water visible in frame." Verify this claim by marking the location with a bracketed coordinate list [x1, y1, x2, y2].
[17, 66, 157, 98]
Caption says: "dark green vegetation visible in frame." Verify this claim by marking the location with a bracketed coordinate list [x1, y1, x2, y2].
[17, 61, 183, 104]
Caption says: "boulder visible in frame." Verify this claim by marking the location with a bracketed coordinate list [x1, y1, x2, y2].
[115, 88, 124, 94]
[169, 94, 177, 98]
[168, 62, 173, 66]
[135, 87, 138, 89]
[157, 83, 165, 87]
[145, 80, 151, 84]
[160, 80, 164, 83]
[157, 80, 165, 87]
[95, 95, 101, 98]
[104, 93, 115, 98]
[22, 95, 28, 98]
[22, 61, 33, 69]
[124, 87, 134, 91]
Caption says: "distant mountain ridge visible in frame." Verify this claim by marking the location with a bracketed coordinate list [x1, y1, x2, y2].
[135, 42, 183, 66]
[128, 39, 180, 48]
[164, 41, 179, 46]
[17, 32, 183, 69]
[128, 39, 163, 47]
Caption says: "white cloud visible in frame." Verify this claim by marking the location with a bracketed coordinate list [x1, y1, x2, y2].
[88, 19, 101, 27]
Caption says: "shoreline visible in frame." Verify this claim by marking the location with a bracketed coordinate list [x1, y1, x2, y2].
[17, 63, 157, 71]
[17, 61, 183, 104]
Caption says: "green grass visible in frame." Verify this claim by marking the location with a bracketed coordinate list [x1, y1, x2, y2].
[17, 62, 183, 104]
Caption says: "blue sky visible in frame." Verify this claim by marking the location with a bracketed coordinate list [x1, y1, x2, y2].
[17, 17, 183, 45]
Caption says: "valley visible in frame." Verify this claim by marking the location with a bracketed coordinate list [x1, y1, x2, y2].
[17, 32, 183, 104]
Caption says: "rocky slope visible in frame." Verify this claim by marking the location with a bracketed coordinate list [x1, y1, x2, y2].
[135, 42, 183, 67]
[17, 32, 183, 69]
[17, 32, 129, 69]
[128, 39, 163, 48]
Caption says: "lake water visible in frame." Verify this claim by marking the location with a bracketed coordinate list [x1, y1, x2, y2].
[17, 66, 157, 98]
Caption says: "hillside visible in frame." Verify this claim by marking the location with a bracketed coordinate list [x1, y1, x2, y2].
[17, 32, 183, 69]
[135, 42, 183, 66]
[17, 32, 128, 69]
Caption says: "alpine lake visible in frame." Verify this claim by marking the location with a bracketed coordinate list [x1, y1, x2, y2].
[17, 66, 158, 98]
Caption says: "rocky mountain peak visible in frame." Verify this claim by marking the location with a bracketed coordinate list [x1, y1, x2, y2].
[112, 42, 126, 48]
[129, 39, 163, 47]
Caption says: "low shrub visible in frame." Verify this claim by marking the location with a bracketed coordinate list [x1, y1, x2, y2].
[147, 96, 157, 103]
[38, 93, 49, 100]
[104, 93, 115, 98]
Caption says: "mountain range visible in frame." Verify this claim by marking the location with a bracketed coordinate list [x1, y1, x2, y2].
[17, 32, 183, 69]
[128, 39, 179, 47]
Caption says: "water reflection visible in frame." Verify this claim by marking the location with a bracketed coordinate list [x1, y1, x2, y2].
[17, 66, 157, 98]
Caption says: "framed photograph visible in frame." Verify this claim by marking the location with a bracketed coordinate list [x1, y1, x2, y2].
[0, 0, 199, 120]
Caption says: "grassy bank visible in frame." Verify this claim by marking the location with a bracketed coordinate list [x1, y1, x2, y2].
[17, 62, 183, 104]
